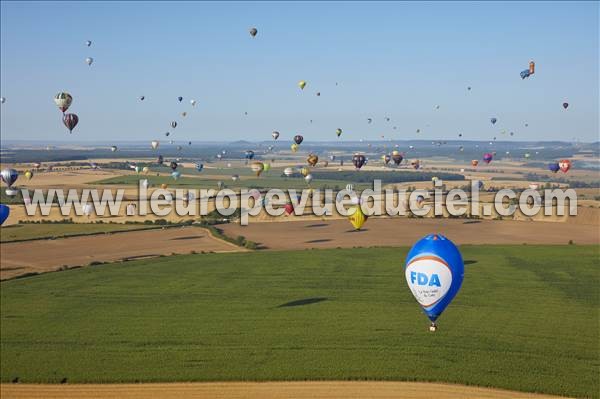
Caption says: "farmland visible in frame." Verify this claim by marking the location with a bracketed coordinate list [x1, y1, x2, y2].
[1, 246, 598, 398]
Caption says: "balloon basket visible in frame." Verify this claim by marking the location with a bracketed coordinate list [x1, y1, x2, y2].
[429, 323, 437, 332]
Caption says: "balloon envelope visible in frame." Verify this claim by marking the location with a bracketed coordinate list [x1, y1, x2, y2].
[0, 204, 10, 225]
[1, 168, 18, 187]
[405, 234, 464, 324]
[548, 162, 560, 173]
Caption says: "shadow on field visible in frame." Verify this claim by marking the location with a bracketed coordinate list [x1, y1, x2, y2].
[170, 235, 203, 240]
[277, 297, 328, 308]
[305, 223, 329, 228]
[346, 229, 369, 233]
[464, 260, 478, 266]
[305, 239, 332, 244]
[463, 220, 482, 224]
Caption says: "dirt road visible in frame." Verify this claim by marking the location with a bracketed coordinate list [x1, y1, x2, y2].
[0, 382, 571, 399]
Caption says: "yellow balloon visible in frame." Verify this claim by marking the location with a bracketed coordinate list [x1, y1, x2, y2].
[142, 166, 150, 174]
[348, 205, 367, 230]
[300, 167, 310, 177]
[298, 80, 306, 90]
[25, 170, 33, 180]
[291, 143, 299, 152]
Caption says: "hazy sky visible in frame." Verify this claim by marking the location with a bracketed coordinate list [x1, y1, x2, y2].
[0, 1, 598, 142]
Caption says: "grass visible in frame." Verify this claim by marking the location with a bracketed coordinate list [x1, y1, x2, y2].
[0, 223, 156, 243]
[0, 246, 598, 398]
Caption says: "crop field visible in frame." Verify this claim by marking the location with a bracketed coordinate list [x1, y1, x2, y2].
[1, 246, 597, 398]
[0, 223, 156, 243]
[93, 174, 373, 191]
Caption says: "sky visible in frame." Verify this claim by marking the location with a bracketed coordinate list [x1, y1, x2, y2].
[0, 1, 598, 142]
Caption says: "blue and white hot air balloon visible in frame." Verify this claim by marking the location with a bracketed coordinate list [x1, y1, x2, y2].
[405, 234, 464, 331]
[0, 204, 10, 225]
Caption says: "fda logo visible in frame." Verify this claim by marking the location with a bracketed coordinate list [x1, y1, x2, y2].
[409, 271, 441, 287]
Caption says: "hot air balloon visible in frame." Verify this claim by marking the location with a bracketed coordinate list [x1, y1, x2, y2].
[170, 161, 178, 170]
[411, 160, 421, 170]
[141, 166, 149, 174]
[307, 154, 319, 167]
[490, 118, 497, 125]
[367, 118, 373, 124]
[54, 92, 73, 113]
[139, 95, 145, 101]
[558, 159, 571, 173]
[182, 112, 187, 117]
[0, 204, 10, 225]
[471, 160, 479, 167]
[348, 204, 367, 230]
[392, 150, 403, 166]
[63, 113, 79, 133]
[177, 145, 183, 151]
[110, 145, 118, 152]
[190, 99, 197, 106]
[171, 171, 181, 180]
[251, 161, 264, 177]
[298, 80, 306, 90]
[249, 27, 258, 37]
[352, 154, 366, 170]
[524, 152, 531, 159]
[134, 165, 141, 174]
[562, 102, 569, 109]
[33, 162, 41, 169]
[300, 167, 310, 177]
[195, 163, 204, 172]
[0, 97, 5, 104]
[262, 163, 271, 172]
[161, 183, 168, 190]
[291, 143, 299, 153]
[171, 121, 178, 129]
[245, 150, 255, 160]
[85, 40, 92, 47]
[405, 234, 464, 331]
[231, 174, 240, 182]
[304, 174, 313, 184]
[294, 135, 304, 145]
[272, 131, 280, 140]
[283, 167, 294, 177]
[483, 153, 493, 164]
[157, 154, 164, 164]
[151, 140, 159, 150]
[85, 57, 94, 66]
[336, 128, 342, 137]
[382, 154, 391, 165]
[548, 162, 560, 173]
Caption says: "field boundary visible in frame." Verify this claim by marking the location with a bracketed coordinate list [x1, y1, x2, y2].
[0, 381, 574, 399]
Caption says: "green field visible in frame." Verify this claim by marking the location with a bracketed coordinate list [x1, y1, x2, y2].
[0, 223, 156, 243]
[1, 246, 598, 398]
[93, 173, 372, 191]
